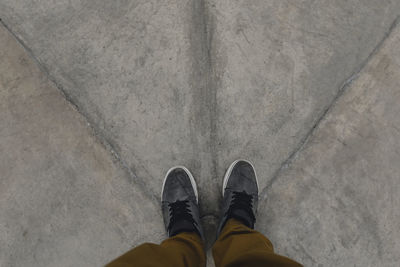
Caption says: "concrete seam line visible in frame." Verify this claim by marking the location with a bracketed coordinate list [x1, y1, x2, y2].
[259, 14, 400, 201]
[0, 18, 160, 206]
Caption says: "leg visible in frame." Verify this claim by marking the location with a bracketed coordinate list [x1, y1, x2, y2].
[212, 219, 302, 267]
[107, 166, 205, 266]
[214, 160, 302, 267]
[107, 232, 206, 267]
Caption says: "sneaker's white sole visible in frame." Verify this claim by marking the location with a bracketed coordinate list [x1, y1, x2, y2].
[222, 159, 259, 197]
[161, 166, 199, 203]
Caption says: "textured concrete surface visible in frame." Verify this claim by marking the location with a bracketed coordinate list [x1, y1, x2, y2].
[2, 0, 400, 217]
[0, 26, 164, 266]
[1, 0, 400, 266]
[258, 23, 400, 266]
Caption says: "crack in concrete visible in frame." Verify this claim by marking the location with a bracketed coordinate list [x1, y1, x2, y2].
[187, 0, 219, 216]
[259, 14, 400, 201]
[205, 1, 219, 202]
[0, 18, 161, 208]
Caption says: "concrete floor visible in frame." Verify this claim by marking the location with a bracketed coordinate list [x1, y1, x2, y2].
[0, 1, 400, 266]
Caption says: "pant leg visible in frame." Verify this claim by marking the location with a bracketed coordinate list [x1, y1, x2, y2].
[107, 232, 206, 267]
[212, 219, 302, 267]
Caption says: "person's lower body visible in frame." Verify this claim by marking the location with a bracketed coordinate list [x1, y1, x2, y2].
[107, 218, 301, 267]
[107, 160, 302, 267]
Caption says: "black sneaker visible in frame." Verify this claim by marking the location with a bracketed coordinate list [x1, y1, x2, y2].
[217, 159, 259, 236]
[161, 166, 204, 240]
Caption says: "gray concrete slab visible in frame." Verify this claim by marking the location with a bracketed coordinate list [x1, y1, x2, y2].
[257, 22, 400, 266]
[209, 0, 400, 192]
[0, 1, 400, 266]
[0, 26, 164, 267]
[0, 0, 208, 210]
[1, 1, 400, 221]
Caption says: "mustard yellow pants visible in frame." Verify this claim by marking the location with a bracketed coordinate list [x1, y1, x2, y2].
[107, 219, 302, 267]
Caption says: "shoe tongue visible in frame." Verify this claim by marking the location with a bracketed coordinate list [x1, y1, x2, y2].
[170, 219, 197, 237]
[231, 208, 254, 228]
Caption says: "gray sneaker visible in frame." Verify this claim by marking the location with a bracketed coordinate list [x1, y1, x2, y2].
[161, 166, 204, 240]
[217, 159, 259, 236]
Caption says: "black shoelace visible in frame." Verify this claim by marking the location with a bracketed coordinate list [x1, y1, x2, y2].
[226, 191, 256, 222]
[167, 200, 197, 231]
